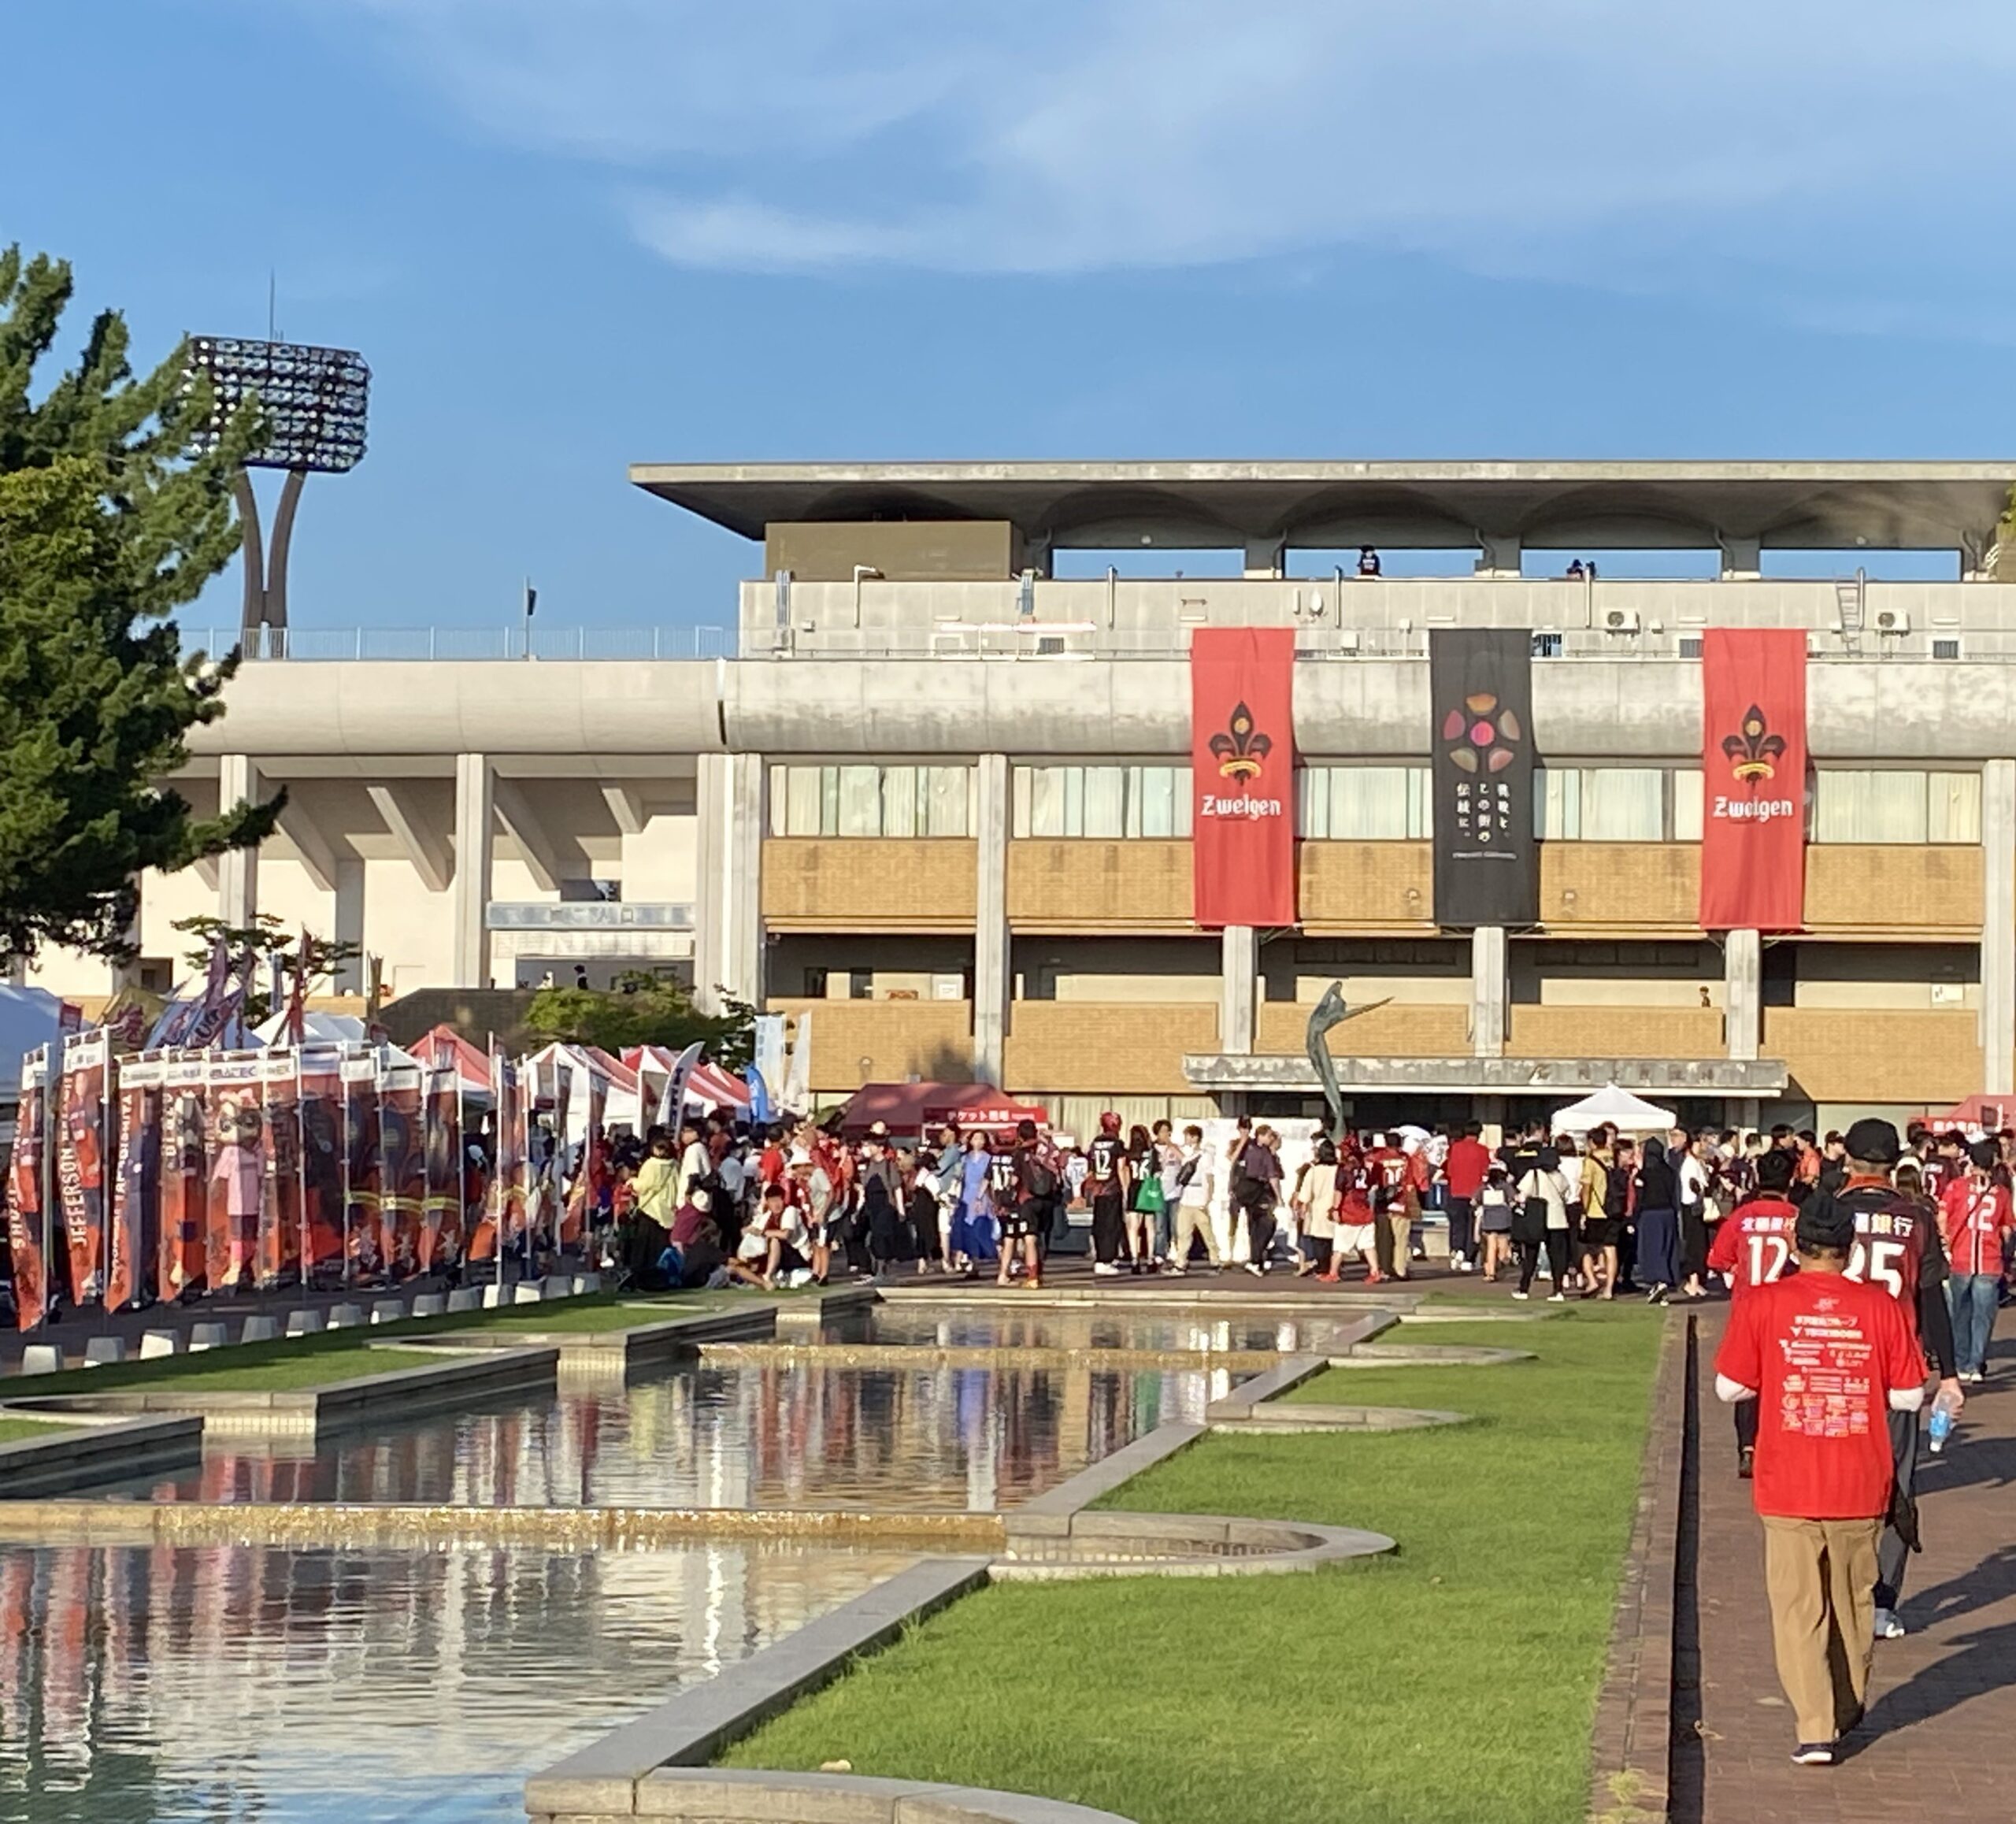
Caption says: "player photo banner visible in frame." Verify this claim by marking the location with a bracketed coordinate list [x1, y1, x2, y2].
[1429, 629, 1538, 928]
[6, 1051, 49, 1331]
[159, 1057, 207, 1301]
[1190, 626, 1298, 929]
[205, 1053, 264, 1292]
[1699, 628, 1807, 932]
[298, 1052, 346, 1279]
[56, 1032, 109, 1307]
[258, 1052, 302, 1291]
[342, 1056, 381, 1280]
[378, 1060, 426, 1281]
[107, 1058, 165, 1314]
[422, 1065, 463, 1271]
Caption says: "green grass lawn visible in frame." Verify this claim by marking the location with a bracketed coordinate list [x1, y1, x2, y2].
[0, 1416, 73, 1444]
[721, 1307, 1664, 1824]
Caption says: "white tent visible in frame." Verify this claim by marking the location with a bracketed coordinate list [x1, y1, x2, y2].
[1551, 1083, 1677, 1135]
[0, 988, 69, 1101]
[252, 1009, 370, 1047]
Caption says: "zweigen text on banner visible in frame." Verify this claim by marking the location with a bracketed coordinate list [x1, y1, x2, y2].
[1429, 630, 1538, 927]
[1700, 628, 1807, 932]
[1190, 627, 1298, 929]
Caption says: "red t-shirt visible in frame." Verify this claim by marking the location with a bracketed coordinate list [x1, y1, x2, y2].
[1444, 1137, 1490, 1199]
[1707, 1196, 1800, 1295]
[1940, 1177, 2014, 1279]
[1363, 1148, 1406, 1205]
[1715, 1272, 1924, 1520]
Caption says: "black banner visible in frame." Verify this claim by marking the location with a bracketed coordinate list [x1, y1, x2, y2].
[1430, 628, 1537, 927]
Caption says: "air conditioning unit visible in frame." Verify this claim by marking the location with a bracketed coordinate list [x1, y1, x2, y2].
[1603, 607, 1640, 634]
[1874, 608, 1911, 636]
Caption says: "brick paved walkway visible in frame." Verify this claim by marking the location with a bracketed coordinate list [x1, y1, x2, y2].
[1684, 1303, 2016, 1822]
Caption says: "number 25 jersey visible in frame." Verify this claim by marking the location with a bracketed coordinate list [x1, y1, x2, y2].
[1823, 1184, 1945, 1336]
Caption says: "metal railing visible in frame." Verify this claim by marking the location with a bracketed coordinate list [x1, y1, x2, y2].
[195, 626, 740, 662]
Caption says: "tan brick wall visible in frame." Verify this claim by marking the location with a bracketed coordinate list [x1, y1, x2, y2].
[1803, 845, 1982, 933]
[761, 839, 976, 929]
[1297, 843, 1436, 931]
[1005, 840, 1193, 931]
[1255, 1001, 1470, 1056]
[770, 998, 975, 1089]
[1540, 843, 1700, 931]
[1762, 1008, 1982, 1105]
[1508, 1006, 1725, 1059]
[1003, 1001, 1218, 1094]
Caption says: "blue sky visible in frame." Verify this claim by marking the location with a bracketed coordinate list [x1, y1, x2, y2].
[5, 1, 2013, 632]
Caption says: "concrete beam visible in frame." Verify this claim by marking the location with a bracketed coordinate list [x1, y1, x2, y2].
[332, 858, 365, 994]
[601, 784, 646, 837]
[367, 784, 453, 894]
[1219, 927, 1257, 1055]
[1469, 928, 1507, 1058]
[493, 778, 563, 894]
[216, 755, 260, 929]
[973, 754, 1010, 1084]
[1982, 760, 2014, 1097]
[452, 754, 494, 988]
[272, 793, 339, 894]
[1724, 930, 1761, 1064]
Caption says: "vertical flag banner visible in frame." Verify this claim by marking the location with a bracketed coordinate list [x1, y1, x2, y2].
[655, 1041, 704, 1128]
[258, 1051, 302, 1289]
[342, 1055, 382, 1278]
[1429, 629, 1539, 927]
[1699, 628, 1808, 932]
[298, 1051, 346, 1278]
[159, 1057, 208, 1300]
[547, 1061, 572, 1256]
[422, 1065, 462, 1270]
[378, 1058, 425, 1279]
[1189, 626, 1298, 929]
[107, 1058, 164, 1314]
[780, 1011, 812, 1114]
[562, 1066, 605, 1248]
[6, 1051, 49, 1330]
[206, 1054, 264, 1292]
[56, 1032, 109, 1307]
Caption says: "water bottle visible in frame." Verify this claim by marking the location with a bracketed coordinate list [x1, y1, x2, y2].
[1928, 1384, 1963, 1453]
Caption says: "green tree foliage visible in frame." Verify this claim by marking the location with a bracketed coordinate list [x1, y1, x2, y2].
[170, 912, 361, 1024]
[526, 971, 754, 1069]
[0, 247, 277, 962]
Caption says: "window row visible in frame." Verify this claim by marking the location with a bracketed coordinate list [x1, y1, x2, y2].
[769, 762, 1986, 844]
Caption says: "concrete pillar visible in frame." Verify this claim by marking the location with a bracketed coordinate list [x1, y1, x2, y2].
[1242, 538, 1285, 580]
[973, 754, 1010, 1084]
[1718, 537, 1762, 580]
[1220, 925, 1258, 1055]
[1981, 759, 2016, 1096]
[332, 858, 365, 995]
[216, 755, 260, 929]
[1474, 536, 1521, 579]
[1724, 929, 1762, 1064]
[451, 752, 493, 988]
[1470, 927, 1507, 1058]
[695, 752, 767, 1015]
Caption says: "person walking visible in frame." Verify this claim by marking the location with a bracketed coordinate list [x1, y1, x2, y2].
[1293, 1139, 1341, 1277]
[1238, 1124, 1284, 1274]
[1125, 1122, 1162, 1274]
[1476, 1163, 1514, 1281]
[1713, 1196, 1927, 1767]
[1810, 1118, 1962, 1642]
[1937, 1138, 2011, 1383]
[951, 1130, 996, 1275]
[1635, 1134, 1681, 1304]
[1362, 1133, 1407, 1280]
[1578, 1128, 1618, 1299]
[995, 1118, 1051, 1291]
[1513, 1150, 1572, 1301]
[1675, 1127, 1711, 1300]
[1168, 1124, 1222, 1273]
[1083, 1113, 1130, 1277]
[1707, 1146, 1803, 1477]
[1443, 1121, 1489, 1273]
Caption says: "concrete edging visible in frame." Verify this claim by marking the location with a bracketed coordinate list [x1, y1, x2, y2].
[535, 1768, 1139, 1824]
[0, 1415, 203, 1497]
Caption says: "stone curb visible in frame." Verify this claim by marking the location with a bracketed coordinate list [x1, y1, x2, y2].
[873, 1285, 1427, 1314]
[0, 1414, 203, 1497]
[526, 1557, 992, 1811]
[1210, 1403, 1470, 1434]
[536, 1767, 1139, 1823]
[992, 1507, 1395, 1581]
[1322, 1342, 1534, 1366]
[1587, 1311, 1692, 1824]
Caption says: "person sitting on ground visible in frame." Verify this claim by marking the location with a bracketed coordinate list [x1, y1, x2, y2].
[663, 1187, 730, 1289]
[729, 1180, 810, 1288]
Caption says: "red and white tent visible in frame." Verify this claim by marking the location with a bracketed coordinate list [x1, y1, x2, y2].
[405, 1024, 495, 1096]
[624, 1046, 752, 1118]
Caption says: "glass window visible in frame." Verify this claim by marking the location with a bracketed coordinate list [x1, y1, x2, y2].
[1930, 772, 1981, 843]
[766, 764, 972, 836]
[1298, 766, 1431, 838]
[1536, 767, 1667, 840]
[880, 766, 917, 839]
[1082, 766, 1125, 838]
[1814, 770, 1981, 844]
[1012, 766, 1192, 837]
[925, 766, 970, 836]
[1673, 769, 1703, 841]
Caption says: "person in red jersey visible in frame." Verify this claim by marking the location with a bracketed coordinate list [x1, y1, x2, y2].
[1442, 1121, 1490, 1273]
[1937, 1137, 2014, 1384]
[1709, 1147, 1802, 1478]
[1805, 1118, 1959, 1643]
[1714, 1196, 1929, 1767]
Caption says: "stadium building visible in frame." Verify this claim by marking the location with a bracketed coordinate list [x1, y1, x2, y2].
[28, 460, 2016, 1137]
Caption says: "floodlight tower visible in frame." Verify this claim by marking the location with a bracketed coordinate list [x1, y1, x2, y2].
[185, 337, 371, 652]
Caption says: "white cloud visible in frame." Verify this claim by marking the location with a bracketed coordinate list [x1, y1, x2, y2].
[300, 0, 2016, 302]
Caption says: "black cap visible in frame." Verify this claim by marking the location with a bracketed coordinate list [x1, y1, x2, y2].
[1971, 1138, 2001, 1172]
[1843, 1118, 1902, 1166]
[1796, 1200, 1856, 1253]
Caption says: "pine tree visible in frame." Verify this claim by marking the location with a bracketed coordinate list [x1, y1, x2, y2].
[0, 247, 278, 963]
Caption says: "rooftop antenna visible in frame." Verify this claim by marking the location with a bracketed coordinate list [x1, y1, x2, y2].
[268, 269, 276, 341]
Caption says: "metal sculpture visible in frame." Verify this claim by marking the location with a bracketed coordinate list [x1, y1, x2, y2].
[1305, 979, 1350, 1141]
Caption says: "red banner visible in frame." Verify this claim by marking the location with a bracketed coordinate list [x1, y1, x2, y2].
[159, 1058, 207, 1300]
[1700, 628, 1807, 932]
[56, 1034, 108, 1307]
[1190, 627, 1297, 928]
[6, 1056, 48, 1330]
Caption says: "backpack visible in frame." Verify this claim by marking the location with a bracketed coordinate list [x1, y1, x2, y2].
[1021, 1151, 1058, 1199]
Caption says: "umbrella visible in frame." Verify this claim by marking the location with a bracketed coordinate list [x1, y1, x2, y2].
[1551, 1083, 1677, 1135]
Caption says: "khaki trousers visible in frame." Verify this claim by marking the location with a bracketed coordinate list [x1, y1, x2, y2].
[1384, 1212, 1412, 1278]
[1172, 1201, 1220, 1265]
[1761, 1513, 1883, 1744]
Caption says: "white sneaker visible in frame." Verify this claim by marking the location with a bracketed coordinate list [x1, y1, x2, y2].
[1512, 1290, 1530, 1301]
[1091, 1262, 1121, 1277]
[1873, 1607, 1906, 1640]
[1547, 1292, 1567, 1303]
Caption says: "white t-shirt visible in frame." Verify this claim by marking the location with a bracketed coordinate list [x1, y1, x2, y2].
[676, 1140, 710, 1204]
[1677, 1154, 1710, 1210]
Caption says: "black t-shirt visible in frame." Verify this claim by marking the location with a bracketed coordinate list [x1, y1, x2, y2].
[1085, 1135, 1124, 1184]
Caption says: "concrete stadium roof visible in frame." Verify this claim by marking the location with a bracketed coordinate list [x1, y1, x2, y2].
[628, 460, 2015, 554]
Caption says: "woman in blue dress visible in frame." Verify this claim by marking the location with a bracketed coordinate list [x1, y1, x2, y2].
[952, 1130, 999, 1273]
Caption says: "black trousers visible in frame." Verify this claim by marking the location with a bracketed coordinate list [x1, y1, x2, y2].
[1734, 1398, 1758, 1455]
[1516, 1229, 1572, 1293]
[1679, 1201, 1708, 1282]
[1090, 1188, 1125, 1264]
[1242, 1192, 1277, 1266]
[1446, 1196, 1475, 1264]
[1876, 1405, 1919, 1611]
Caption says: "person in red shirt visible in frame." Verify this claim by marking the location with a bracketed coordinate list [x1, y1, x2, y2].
[1937, 1137, 2013, 1383]
[1443, 1121, 1490, 1273]
[1708, 1147, 1802, 1479]
[1361, 1135, 1408, 1281]
[1714, 1197, 1928, 1766]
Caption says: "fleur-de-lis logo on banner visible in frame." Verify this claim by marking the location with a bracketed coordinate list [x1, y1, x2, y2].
[1209, 701, 1273, 780]
[1721, 704, 1786, 783]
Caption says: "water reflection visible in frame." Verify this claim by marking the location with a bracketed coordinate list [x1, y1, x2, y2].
[854, 1302, 1369, 1359]
[126, 1360, 1228, 1514]
[0, 1540, 910, 1824]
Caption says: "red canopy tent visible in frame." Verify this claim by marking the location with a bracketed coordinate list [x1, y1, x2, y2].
[406, 1024, 494, 1094]
[833, 1081, 1048, 1140]
[1923, 1094, 2014, 1133]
